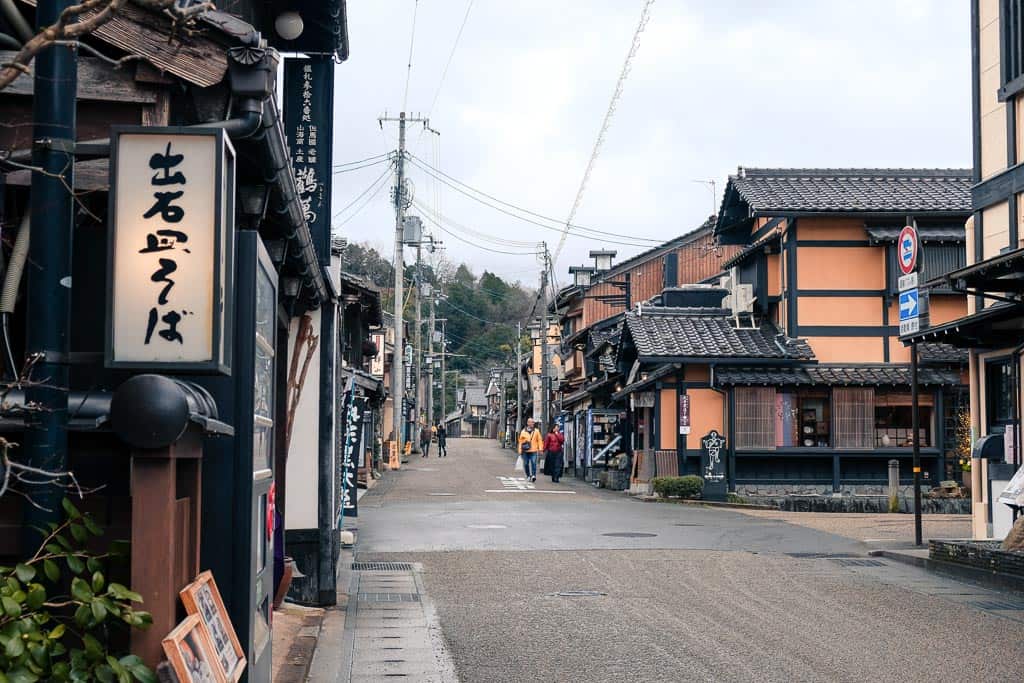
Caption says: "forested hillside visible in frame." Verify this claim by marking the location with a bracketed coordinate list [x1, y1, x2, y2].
[342, 242, 536, 388]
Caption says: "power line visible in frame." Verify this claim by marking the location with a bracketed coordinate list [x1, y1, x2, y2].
[441, 299, 507, 325]
[333, 152, 392, 168]
[411, 199, 537, 248]
[402, 0, 420, 112]
[426, 0, 474, 120]
[332, 161, 395, 221]
[553, 0, 656, 264]
[332, 165, 394, 230]
[405, 154, 664, 247]
[332, 157, 393, 175]
[416, 206, 540, 256]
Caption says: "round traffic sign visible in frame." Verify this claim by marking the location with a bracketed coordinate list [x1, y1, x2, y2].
[898, 225, 918, 275]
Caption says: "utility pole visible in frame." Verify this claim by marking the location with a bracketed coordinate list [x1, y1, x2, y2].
[540, 243, 550, 431]
[427, 298, 436, 429]
[412, 243, 423, 451]
[516, 321, 523, 437]
[379, 112, 432, 448]
[440, 319, 447, 423]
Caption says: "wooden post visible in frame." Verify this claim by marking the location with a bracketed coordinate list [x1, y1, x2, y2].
[888, 459, 900, 513]
[130, 428, 202, 668]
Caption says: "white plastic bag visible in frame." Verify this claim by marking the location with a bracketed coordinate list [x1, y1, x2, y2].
[514, 454, 523, 473]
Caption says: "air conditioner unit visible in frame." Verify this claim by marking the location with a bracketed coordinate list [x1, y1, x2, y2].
[733, 284, 755, 314]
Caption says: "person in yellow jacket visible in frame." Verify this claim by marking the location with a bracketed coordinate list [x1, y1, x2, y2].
[517, 417, 544, 482]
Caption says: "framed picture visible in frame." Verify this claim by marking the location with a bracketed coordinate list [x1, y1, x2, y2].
[180, 571, 246, 682]
[162, 614, 223, 683]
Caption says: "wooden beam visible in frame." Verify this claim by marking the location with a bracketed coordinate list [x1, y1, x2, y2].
[1, 52, 159, 103]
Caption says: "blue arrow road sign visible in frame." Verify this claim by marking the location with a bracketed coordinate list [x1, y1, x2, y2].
[899, 289, 919, 321]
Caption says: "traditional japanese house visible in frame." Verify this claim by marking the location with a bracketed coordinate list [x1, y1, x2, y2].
[554, 220, 737, 480]
[901, 0, 1024, 540]
[0, 0, 351, 677]
[614, 168, 971, 499]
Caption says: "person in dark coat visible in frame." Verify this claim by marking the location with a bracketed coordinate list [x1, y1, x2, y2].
[436, 423, 447, 457]
[420, 423, 432, 457]
[542, 424, 565, 483]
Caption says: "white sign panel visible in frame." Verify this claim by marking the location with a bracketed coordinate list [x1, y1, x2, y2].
[897, 272, 918, 292]
[109, 129, 233, 371]
[370, 333, 385, 377]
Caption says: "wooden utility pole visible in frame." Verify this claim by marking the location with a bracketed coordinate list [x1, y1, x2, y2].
[516, 321, 523, 437]
[378, 112, 432, 446]
[540, 243, 550, 431]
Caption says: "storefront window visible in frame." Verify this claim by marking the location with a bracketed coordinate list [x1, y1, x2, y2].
[986, 358, 1015, 432]
[834, 387, 874, 449]
[776, 390, 830, 447]
[735, 387, 775, 449]
[874, 391, 932, 448]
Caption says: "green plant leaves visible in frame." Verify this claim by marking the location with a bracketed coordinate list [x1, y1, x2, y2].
[65, 556, 84, 576]
[70, 578, 92, 603]
[90, 573, 104, 594]
[42, 561, 59, 584]
[60, 499, 81, 521]
[1, 597, 21, 619]
[12, 566, 34, 584]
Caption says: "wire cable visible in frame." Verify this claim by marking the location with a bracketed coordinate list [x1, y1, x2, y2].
[416, 207, 540, 256]
[402, 0, 420, 112]
[333, 165, 394, 230]
[332, 161, 395, 221]
[334, 152, 392, 168]
[553, 0, 656, 264]
[426, 0, 474, 120]
[411, 199, 537, 248]
[332, 157, 393, 175]
[405, 155, 663, 247]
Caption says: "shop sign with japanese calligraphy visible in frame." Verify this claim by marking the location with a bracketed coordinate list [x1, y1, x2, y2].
[107, 128, 234, 373]
[284, 57, 334, 261]
[338, 378, 365, 521]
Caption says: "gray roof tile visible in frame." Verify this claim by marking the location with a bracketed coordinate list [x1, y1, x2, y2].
[731, 168, 972, 214]
[716, 365, 961, 386]
[625, 309, 814, 360]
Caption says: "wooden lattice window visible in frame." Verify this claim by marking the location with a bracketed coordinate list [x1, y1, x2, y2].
[834, 387, 875, 449]
[735, 387, 776, 449]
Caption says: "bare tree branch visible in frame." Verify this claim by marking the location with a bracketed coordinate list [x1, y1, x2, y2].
[0, 0, 211, 92]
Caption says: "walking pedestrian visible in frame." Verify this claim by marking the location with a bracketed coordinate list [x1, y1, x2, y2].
[420, 422, 432, 457]
[436, 422, 448, 457]
[517, 418, 543, 482]
[542, 423, 565, 483]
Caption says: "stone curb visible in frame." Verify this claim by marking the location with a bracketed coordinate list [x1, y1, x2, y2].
[273, 604, 327, 683]
[870, 548, 1024, 596]
[632, 495, 776, 510]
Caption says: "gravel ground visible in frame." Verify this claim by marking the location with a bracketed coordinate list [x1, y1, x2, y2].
[730, 509, 972, 543]
[359, 548, 1022, 683]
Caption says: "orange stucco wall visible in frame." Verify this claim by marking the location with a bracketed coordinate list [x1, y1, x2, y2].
[767, 253, 781, 297]
[688, 388, 724, 439]
[659, 388, 677, 450]
[797, 246, 885, 290]
[800, 296, 881, 326]
[804, 336, 885, 363]
[791, 217, 866, 241]
[889, 338, 912, 363]
[928, 295, 968, 326]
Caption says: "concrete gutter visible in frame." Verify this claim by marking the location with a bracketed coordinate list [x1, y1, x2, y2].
[870, 546, 1024, 596]
[633, 495, 776, 511]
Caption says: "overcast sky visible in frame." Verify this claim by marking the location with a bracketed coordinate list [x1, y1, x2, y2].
[330, 1, 970, 287]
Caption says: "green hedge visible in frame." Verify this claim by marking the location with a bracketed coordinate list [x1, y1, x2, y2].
[652, 475, 704, 499]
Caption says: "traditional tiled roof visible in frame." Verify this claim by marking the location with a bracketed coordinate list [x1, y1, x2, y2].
[865, 226, 965, 243]
[624, 308, 814, 360]
[716, 365, 962, 387]
[918, 342, 969, 364]
[729, 168, 972, 214]
[462, 385, 487, 407]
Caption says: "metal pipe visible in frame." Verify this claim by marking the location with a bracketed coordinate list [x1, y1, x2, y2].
[0, 212, 29, 379]
[0, 0, 32, 43]
[22, 0, 77, 534]
[0, 31, 22, 49]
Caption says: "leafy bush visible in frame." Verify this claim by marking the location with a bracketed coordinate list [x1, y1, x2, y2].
[0, 498, 154, 683]
[652, 475, 704, 499]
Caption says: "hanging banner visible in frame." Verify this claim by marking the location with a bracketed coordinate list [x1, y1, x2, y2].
[107, 128, 234, 373]
[284, 56, 334, 262]
[338, 377, 365, 521]
[679, 394, 691, 435]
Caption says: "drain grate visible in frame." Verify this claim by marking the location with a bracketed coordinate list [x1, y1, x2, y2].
[968, 600, 1024, 611]
[830, 558, 886, 567]
[352, 562, 414, 571]
[551, 590, 607, 597]
[602, 532, 657, 538]
[358, 593, 421, 602]
[785, 552, 860, 559]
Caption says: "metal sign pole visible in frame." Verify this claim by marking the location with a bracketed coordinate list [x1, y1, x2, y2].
[912, 342, 922, 546]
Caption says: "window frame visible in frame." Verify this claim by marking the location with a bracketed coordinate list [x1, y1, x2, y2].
[999, 0, 1024, 101]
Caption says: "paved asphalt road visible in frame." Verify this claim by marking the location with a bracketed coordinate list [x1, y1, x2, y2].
[354, 438, 1024, 682]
